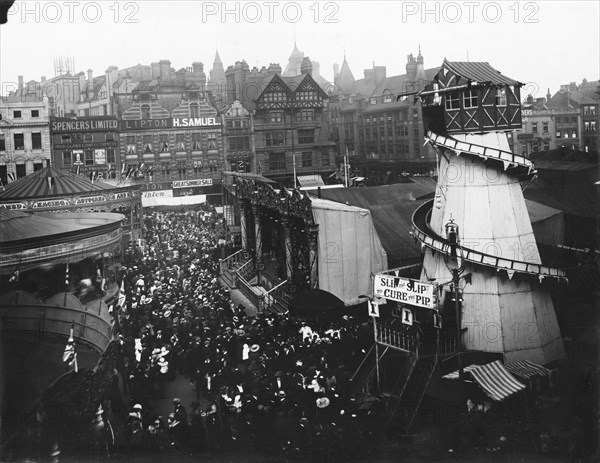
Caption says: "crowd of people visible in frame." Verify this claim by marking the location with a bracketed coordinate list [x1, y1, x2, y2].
[108, 207, 382, 459]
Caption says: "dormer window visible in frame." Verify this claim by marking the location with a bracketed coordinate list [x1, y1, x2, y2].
[141, 104, 151, 119]
[495, 88, 507, 106]
[370, 97, 377, 105]
[445, 92, 460, 110]
[463, 89, 478, 109]
[190, 103, 199, 118]
[383, 95, 392, 103]
[348, 96, 354, 104]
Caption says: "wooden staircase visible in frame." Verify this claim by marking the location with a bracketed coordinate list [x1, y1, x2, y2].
[386, 352, 438, 433]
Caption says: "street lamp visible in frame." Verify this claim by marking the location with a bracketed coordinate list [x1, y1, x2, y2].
[444, 216, 466, 411]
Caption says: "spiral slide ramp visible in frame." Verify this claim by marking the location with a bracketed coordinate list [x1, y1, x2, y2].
[412, 131, 566, 365]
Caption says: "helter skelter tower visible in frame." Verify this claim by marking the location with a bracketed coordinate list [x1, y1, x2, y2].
[412, 60, 566, 365]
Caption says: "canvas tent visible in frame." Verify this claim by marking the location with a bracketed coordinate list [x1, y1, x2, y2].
[310, 197, 387, 305]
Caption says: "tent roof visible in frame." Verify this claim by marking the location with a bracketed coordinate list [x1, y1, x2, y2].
[222, 171, 277, 184]
[0, 166, 114, 200]
[298, 175, 325, 187]
[443, 360, 526, 401]
[0, 209, 124, 245]
[312, 183, 437, 267]
[505, 360, 551, 381]
[443, 60, 522, 86]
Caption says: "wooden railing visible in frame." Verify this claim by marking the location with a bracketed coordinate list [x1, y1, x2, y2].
[377, 327, 418, 353]
[235, 260, 261, 308]
[258, 279, 288, 314]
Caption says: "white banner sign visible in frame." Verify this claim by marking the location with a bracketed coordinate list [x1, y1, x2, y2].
[142, 190, 173, 199]
[172, 178, 213, 189]
[374, 275, 436, 309]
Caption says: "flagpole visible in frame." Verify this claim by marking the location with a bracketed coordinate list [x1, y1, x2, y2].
[344, 147, 349, 188]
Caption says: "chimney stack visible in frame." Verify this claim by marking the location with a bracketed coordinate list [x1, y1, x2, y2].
[151, 62, 160, 78]
[18, 75, 23, 89]
[159, 60, 171, 81]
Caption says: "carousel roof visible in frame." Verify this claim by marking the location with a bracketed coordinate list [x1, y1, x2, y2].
[0, 209, 124, 245]
[0, 166, 114, 200]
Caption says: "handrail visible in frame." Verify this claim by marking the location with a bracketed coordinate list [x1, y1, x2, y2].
[387, 344, 420, 401]
[259, 279, 288, 312]
[411, 200, 568, 280]
[426, 130, 535, 173]
[351, 344, 375, 383]
[404, 358, 438, 432]
[377, 327, 418, 352]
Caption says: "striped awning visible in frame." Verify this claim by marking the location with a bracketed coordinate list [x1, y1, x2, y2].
[505, 360, 551, 380]
[443, 360, 526, 402]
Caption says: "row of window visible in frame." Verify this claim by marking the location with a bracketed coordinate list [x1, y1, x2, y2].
[62, 149, 116, 166]
[582, 106, 597, 116]
[124, 132, 219, 154]
[265, 110, 316, 123]
[556, 129, 577, 139]
[10, 109, 40, 119]
[441, 88, 507, 110]
[262, 90, 320, 103]
[55, 132, 117, 144]
[0, 132, 43, 151]
[264, 129, 315, 146]
[530, 122, 550, 134]
[267, 151, 330, 170]
[140, 103, 203, 119]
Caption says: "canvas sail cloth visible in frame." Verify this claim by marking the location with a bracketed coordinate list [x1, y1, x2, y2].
[311, 198, 387, 305]
[421, 132, 565, 365]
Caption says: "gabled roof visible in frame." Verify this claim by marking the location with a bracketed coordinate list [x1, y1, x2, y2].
[442, 59, 522, 86]
[281, 75, 305, 92]
[0, 166, 114, 200]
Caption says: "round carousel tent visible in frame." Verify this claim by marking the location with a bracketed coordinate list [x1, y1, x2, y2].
[0, 166, 142, 239]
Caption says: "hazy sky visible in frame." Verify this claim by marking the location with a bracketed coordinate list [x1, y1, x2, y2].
[1, 1, 599, 98]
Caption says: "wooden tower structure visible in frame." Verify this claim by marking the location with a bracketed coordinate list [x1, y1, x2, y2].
[413, 60, 566, 365]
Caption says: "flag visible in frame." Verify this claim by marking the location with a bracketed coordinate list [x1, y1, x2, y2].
[76, 164, 81, 176]
[89, 171, 96, 184]
[8, 172, 16, 183]
[47, 176, 55, 190]
[121, 163, 127, 174]
[0, 178, 4, 192]
[117, 279, 126, 308]
[62, 324, 78, 372]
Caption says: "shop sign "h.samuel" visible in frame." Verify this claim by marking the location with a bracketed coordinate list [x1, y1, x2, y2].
[120, 117, 221, 131]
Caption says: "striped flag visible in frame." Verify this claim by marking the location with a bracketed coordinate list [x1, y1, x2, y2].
[62, 324, 78, 372]
[0, 178, 5, 192]
[7, 172, 16, 183]
[121, 163, 127, 174]
[47, 176, 55, 190]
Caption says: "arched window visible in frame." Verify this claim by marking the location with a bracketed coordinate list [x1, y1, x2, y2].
[141, 104, 151, 119]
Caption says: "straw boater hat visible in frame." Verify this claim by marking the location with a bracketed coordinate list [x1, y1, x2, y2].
[250, 344, 260, 353]
[96, 404, 104, 415]
[316, 397, 330, 409]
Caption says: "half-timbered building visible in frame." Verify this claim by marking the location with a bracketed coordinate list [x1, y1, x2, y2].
[252, 71, 335, 186]
[420, 59, 523, 135]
